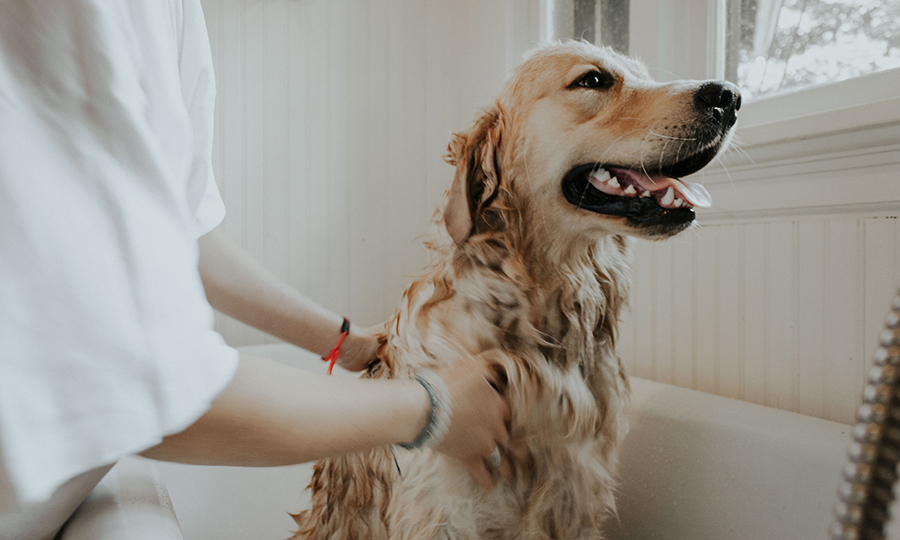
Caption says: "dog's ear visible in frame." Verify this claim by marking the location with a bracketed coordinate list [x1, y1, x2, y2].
[443, 108, 502, 245]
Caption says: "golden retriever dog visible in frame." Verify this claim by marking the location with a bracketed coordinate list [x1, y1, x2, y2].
[290, 40, 740, 540]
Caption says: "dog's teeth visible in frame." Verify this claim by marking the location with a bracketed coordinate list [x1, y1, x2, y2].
[661, 187, 675, 206]
[674, 198, 683, 207]
[642, 190, 651, 198]
[591, 168, 611, 183]
[624, 185, 636, 196]
[609, 177, 620, 188]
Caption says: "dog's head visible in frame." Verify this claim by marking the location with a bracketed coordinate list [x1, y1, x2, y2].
[443, 41, 740, 244]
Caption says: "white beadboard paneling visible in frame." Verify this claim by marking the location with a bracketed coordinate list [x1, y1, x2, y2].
[262, 0, 288, 292]
[241, 0, 275, 346]
[347, 0, 387, 329]
[693, 224, 718, 396]
[822, 219, 864, 424]
[386, 0, 430, 306]
[764, 222, 795, 412]
[199, 0, 534, 346]
[796, 221, 826, 419]
[285, 0, 310, 310]
[865, 218, 900, 369]
[671, 231, 695, 389]
[651, 239, 674, 384]
[623, 213, 900, 425]
[629, 241, 654, 380]
[715, 225, 742, 400]
[313, 0, 349, 317]
[214, 0, 248, 344]
[741, 223, 767, 408]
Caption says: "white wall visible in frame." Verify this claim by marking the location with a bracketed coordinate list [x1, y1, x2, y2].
[200, 0, 541, 345]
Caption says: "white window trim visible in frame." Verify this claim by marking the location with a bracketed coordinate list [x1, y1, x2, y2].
[736, 69, 900, 147]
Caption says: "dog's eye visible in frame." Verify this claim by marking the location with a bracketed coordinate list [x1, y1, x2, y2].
[573, 71, 614, 89]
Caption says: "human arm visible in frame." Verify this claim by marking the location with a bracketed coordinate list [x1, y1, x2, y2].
[193, 229, 511, 486]
[197, 229, 378, 371]
[140, 354, 510, 488]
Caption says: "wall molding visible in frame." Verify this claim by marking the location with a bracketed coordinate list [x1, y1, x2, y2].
[693, 123, 900, 223]
[699, 202, 900, 226]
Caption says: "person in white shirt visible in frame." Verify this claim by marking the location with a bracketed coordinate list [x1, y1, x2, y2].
[0, 2, 509, 539]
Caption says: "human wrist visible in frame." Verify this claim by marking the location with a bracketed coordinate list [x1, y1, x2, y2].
[339, 326, 366, 361]
[393, 380, 429, 445]
[320, 317, 350, 375]
[333, 322, 380, 371]
[396, 370, 452, 450]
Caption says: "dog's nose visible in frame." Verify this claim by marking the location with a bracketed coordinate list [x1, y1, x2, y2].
[695, 81, 741, 126]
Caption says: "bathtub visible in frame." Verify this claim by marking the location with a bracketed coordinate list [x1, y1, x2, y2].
[63, 343, 892, 540]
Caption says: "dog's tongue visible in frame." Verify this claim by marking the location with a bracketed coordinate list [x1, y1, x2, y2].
[605, 167, 712, 208]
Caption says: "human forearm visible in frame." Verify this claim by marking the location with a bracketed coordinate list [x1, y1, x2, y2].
[142, 353, 511, 488]
[140, 354, 429, 466]
[197, 229, 376, 364]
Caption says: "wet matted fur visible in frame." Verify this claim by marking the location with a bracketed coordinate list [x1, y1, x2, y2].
[289, 41, 739, 540]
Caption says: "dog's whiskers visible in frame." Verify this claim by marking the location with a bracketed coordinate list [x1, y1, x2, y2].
[651, 122, 672, 174]
[648, 130, 697, 141]
[711, 152, 738, 193]
[637, 129, 653, 179]
[689, 220, 705, 239]
[674, 139, 687, 170]
[596, 128, 648, 167]
[727, 134, 753, 163]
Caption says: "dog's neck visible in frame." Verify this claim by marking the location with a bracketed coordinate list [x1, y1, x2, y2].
[450, 223, 632, 369]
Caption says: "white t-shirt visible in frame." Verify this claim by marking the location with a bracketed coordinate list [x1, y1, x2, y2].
[0, 0, 239, 514]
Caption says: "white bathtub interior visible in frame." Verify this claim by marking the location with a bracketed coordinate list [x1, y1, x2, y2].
[100, 343, 892, 540]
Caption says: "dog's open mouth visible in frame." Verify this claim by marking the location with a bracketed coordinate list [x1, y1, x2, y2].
[561, 159, 713, 232]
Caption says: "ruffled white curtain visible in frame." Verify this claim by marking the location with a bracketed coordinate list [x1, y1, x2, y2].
[751, 0, 784, 56]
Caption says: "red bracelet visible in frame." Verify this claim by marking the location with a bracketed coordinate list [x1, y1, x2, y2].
[322, 318, 350, 376]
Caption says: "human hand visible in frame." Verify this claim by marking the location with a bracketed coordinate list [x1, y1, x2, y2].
[432, 359, 511, 490]
[336, 322, 383, 371]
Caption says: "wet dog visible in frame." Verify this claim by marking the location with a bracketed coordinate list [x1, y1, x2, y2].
[290, 40, 739, 540]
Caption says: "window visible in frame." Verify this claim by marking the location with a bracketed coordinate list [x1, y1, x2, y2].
[548, 0, 630, 54]
[726, 0, 900, 101]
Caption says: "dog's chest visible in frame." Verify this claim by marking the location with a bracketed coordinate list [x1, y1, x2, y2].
[391, 275, 536, 367]
[382, 267, 628, 538]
